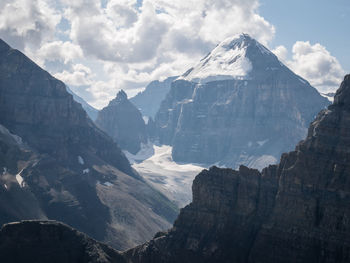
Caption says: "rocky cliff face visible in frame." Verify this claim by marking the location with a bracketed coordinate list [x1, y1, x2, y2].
[96, 90, 148, 154]
[0, 221, 125, 263]
[0, 39, 133, 176]
[125, 75, 350, 262]
[130, 77, 177, 118]
[66, 86, 98, 121]
[0, 39, 177, 250]
[155, 34, 329, 169]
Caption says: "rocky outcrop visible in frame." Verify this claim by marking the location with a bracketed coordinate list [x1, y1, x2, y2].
[125, 75, 350, 262]
[0, 221, 125, 263]
[155, 34, 329, 169]
[0, 38, 178, 250]
[130, 77, 177, 118]
[96, 90, 148, 154]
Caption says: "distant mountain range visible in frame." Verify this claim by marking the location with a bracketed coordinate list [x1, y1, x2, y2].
[154, 34, 329, 169]
[124, 74, 350, 263]
[1, 74, 350, 263]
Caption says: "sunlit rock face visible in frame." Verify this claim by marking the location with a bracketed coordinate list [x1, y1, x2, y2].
[155, 34, 329, 169]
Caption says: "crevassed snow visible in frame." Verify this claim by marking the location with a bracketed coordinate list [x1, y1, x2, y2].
[78, 156, 84, 165]
[235, 153, 277, 171]
[16, 169, 25, 188]
[249, 155, 277, 170]
[181, 34, 252, 83]
[130, 145, 204, 208]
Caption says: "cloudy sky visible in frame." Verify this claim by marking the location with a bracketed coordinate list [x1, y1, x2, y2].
[0, 0, 349, 109]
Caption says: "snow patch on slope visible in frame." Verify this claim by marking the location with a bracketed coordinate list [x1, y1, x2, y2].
[78, 156, 84, 165]
[130, 145, 204, 208]
[181, 34, 253, 83]
[16, 169, 25, 188]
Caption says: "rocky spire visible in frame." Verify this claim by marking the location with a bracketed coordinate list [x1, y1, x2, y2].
[95, 89, 148, 154]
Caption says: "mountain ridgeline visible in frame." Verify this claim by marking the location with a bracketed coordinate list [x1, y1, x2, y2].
[96, 90, 148, 154]
[125, 74, 350, 262]
[0, 39, 178, 250]
[1, 75, 350, 263]
[66, 86, 98, 121]
[154, 34, 329, 169]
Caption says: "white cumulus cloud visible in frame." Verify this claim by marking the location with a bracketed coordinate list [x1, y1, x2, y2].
[273, 42, 345, 94]
[3, 0, 344, 108]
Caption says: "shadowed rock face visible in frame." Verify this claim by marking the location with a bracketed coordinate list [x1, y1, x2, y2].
[155, 34, 329, 170]
[96, 90, 148, 154]
[124, 75, 350, 262]
[0, 221, 126, 263]
[66, 86, 98, 121]
[0, 39, 178, 250]
[0, 39, 133, 176]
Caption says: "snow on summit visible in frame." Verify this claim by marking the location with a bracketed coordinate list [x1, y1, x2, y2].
[181, 33, 274, 83]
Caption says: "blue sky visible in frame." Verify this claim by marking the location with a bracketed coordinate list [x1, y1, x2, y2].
[0, 0, 348, 108]
[260, 0, 350, 71]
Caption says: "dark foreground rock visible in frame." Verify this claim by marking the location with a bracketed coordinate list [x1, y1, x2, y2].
[0, 221, 125, 263]
[124, 75, 350, 262]
[0, 38, 177, 250]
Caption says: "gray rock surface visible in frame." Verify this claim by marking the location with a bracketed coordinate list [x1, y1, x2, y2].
[124, 74, 350, 262]
[155, 34, 329, 169]
[96, 90, 148, 154]
[66, 86, 98, 121]
[130, 77, 177, 118]
[0, 38, 178, 250]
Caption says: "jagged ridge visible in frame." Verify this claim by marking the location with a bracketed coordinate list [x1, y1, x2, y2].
[125, 74, 350, 262]
[155, 33, 329, 169]
[95, 90, 148, 154]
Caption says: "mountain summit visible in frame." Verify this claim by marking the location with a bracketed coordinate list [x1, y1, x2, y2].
[125, 74, 350, 263]
[96, 90, 148, 154]
[181, 33, 282, 83]
[155, 34, 329, 169]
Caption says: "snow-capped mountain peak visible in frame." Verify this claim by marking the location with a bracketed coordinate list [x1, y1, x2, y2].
[181, 33, 277, 83]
